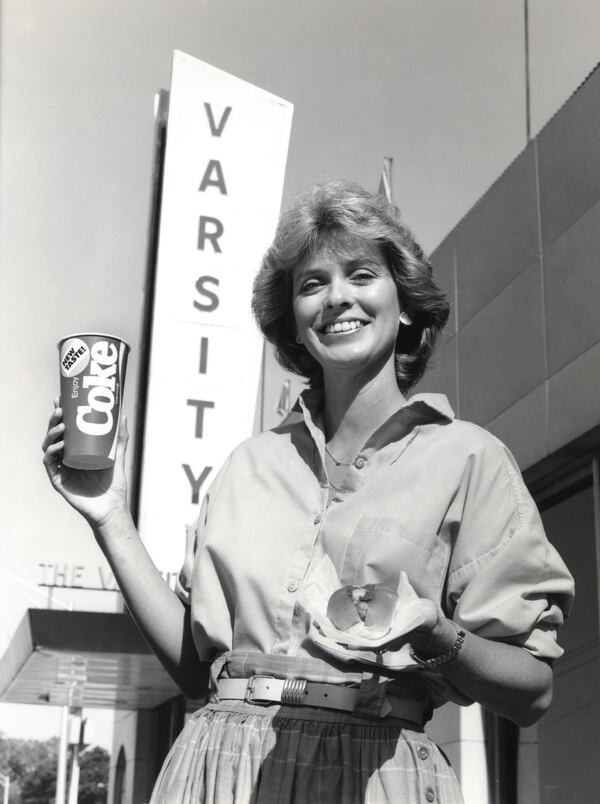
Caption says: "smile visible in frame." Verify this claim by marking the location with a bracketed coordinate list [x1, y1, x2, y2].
[321, 320, 367, 335]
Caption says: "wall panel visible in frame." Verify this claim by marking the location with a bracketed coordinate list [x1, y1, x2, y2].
[458, 261, 545, 425]
[455, 144, 539, 328]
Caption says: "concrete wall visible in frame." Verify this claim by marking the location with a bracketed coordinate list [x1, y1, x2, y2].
[416, 64, 600, 473]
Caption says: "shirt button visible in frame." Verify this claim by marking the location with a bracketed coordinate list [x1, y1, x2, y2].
[313, 514, 322, 524]
[287, 581, 298, 593]
[354, 455, 366, 469]
[418, 746, 429, 760]
[425, 788, 435, 802]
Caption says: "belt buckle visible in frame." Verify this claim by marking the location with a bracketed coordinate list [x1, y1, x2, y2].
[245, 675, 276, 705]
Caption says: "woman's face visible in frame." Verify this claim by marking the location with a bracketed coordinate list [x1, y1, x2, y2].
[292, 235, 403, 377]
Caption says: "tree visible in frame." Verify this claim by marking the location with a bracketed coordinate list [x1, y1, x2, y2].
[0, 733, 108, 804]
[78, 746, 109, 804]
[18, 748, 57, 804]
[0, 734, 57, 804]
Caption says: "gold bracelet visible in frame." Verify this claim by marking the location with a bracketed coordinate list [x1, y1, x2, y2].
[409, 624, 466, 669]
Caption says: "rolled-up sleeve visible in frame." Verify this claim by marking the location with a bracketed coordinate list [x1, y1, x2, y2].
[446, 435, 574, 661]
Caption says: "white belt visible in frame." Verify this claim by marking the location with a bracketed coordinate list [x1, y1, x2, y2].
[215, 676, 425, 724]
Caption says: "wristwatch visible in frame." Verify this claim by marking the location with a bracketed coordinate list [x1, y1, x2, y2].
[409, 624, 466, 669]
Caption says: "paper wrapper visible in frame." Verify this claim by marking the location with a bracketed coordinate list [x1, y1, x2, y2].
[296, 555, 432, 671]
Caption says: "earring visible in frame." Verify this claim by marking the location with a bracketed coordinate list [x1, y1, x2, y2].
[295, 333, 303, 344]
[399, 311, 413, 326]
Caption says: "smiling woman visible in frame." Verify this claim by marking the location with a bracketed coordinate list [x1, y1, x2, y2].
[291, 238, 403, 380]
[42, 180, 573, 804]
[253, 181, 449, 397]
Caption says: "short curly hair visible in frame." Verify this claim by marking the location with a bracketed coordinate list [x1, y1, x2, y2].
[252, 179, 449, 391]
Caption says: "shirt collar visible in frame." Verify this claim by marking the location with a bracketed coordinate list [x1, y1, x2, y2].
[289, 387, 454, 460]
[293, 387, 455, 425]
[397, 392, 455, 422]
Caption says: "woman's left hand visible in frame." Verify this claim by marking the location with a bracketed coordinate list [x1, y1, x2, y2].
[387, 597, 553, 726]
[405, 601, 459, 657]
[383, 598, 457, 657]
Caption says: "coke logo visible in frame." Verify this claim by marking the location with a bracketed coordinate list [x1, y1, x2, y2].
[76, 341, 118, 436]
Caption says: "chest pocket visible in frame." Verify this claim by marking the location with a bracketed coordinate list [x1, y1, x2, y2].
[337, 516, 448, 601]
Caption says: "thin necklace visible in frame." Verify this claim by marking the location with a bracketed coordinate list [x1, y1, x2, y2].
[327, 475, 346, 493]
[325, 444, 354, 467]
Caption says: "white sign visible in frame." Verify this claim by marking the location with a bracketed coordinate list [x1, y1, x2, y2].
[138, 52, 293, 569]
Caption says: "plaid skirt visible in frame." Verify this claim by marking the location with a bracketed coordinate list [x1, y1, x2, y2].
[150, 699, 464, 803]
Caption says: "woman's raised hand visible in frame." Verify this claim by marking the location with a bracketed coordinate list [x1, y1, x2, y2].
[42, 397, 130, 530]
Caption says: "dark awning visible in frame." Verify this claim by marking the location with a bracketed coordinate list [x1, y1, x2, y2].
[0, 609, 182, 709]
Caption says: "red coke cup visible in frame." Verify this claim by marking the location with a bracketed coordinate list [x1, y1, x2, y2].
[58, 333, 130, 470]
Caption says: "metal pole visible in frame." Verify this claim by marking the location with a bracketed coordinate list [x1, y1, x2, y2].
[67, 749, 80, 804]
[592, 455, 600, 632]
[524, 0, 531, 141]
[386, 156, 394, 203]
[55, 706, 69, 804]
[0, 774, 10, 804]
[67, 710, 84, 804]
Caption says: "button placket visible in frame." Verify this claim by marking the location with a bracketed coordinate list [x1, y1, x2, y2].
[281, 500, 327, 606]
[271, 486, 327, 653]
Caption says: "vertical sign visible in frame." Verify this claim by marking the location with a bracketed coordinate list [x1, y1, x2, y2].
[138, 52, 293, 570]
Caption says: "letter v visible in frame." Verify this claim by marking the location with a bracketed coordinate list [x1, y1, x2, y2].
[204, 103, 232, 136]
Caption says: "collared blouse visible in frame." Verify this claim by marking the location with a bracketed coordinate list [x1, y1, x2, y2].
[177, 391, 574, 710]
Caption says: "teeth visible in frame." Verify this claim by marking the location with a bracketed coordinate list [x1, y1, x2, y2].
[324, 320, 364, 334]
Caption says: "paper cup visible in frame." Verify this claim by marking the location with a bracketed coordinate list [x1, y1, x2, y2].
[58, 333, 130, 470]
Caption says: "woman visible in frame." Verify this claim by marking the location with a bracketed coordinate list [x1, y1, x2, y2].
[43, 180, 574, 803]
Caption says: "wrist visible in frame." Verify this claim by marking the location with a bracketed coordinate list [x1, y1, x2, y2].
[411, 617, 460, 658]
[410, 620, 466, 669]
[91, 505, 135, 543]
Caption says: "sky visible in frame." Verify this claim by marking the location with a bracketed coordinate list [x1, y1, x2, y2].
[1, 0, 600, 751]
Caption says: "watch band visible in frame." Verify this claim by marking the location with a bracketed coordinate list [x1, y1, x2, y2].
[410, 624, 466, 669]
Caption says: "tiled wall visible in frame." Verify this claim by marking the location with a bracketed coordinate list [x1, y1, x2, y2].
[416, 64, 600, 471]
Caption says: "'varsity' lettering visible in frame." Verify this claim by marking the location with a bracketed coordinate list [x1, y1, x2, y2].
[199, 160, 227, 195]
[204, 103, 232, 137]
